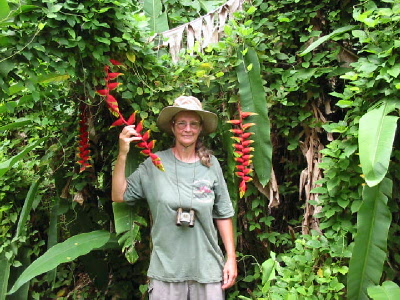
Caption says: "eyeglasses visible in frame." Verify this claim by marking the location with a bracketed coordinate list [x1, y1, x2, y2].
[174, 121, 201, 130]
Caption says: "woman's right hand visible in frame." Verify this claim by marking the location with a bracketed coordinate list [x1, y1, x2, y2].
[119, 125, 142, 155]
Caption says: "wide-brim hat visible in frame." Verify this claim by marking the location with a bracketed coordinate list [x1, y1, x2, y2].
[157, 96, 218, 135]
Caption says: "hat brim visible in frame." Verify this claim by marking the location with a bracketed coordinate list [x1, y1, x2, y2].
[157, 106, 218, 135]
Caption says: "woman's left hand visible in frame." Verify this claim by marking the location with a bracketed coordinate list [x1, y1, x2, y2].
[222, 256, 237, 289]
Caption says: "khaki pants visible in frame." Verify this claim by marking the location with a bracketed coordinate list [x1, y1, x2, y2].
[148, 279, 225, 300]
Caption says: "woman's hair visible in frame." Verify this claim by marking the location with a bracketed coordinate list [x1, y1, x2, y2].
[196, 139, 213, 167]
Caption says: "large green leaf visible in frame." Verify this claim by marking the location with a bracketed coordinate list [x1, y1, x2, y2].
[0, 253, 11, 300]
[359, 103, 398, 187]
[347, 178, 392, 300]
[236, 46, 272, 186]
[8, 230, 111, 295]
[15, 177, 42, 238]
[0, 137, 46, 178]
[0, 0, 10, 20]
[143, 0, 169, 33]
[7, 247, 31, 300]
[261, 252, 277, 294]
[368, 281, 400, 300]
[0, 119, 33, 131]
[112, 202, 146, 264]
[299, 25, 356, 56]
[113, 202, 137, 234]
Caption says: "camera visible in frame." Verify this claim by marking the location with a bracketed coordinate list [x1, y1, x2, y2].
[176, 208, 195, 227]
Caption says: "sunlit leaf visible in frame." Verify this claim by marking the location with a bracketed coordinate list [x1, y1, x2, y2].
[0, 0, 10, 20]
[359, 103, 398, 187]
[143, 0, 169, 33]
[368, 281, 400, 300]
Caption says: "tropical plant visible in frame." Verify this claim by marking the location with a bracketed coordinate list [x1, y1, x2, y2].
[1, 0, 399, 299]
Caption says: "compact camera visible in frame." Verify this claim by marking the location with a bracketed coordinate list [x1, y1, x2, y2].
[176, 208, 195, 227]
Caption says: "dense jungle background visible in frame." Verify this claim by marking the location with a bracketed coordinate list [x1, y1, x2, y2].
[1, 0, 399, 299]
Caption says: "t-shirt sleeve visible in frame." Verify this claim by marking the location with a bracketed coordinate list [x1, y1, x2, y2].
[211, 156, 234, 219]
[123, 162, 146, 205]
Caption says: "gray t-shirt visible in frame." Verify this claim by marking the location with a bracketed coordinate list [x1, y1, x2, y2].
[123, 148, 234, 283]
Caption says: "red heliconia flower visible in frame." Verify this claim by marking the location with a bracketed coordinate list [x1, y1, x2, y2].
[105, 94, 120, 118]
[240, 112, 258, 118]
[96, 59, 134, 127]
[242, 132, 254, 139]
[76, 104, 92, 173]
[109, 59, 123, 65]
[226, 120, 241, 125]
[96, 60, 164, 171]
[107, 82, 122, 90]
[227, 103, 257, 198]
[239, 179, 247, 199]
[134, 126, 165, 172]
[107, 72, 123, 80]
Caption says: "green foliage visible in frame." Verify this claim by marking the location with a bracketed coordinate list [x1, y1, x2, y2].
[8, 231, 112, 295]
[239, 233, 350, 300]
[314, 136, 362, 235]
[299, 25, 357, 57]
[368, 281, 400, 300]
[1, 0, 399, 298]
[143, 0, 169, 33]
[0, 138, 45, 178]
[112, 202, 147, 264]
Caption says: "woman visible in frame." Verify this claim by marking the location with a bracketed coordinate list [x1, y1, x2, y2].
[112, 96, 237, 300]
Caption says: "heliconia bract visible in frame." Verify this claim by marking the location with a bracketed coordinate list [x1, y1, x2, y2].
[227, 103, 257, 198]
[96, 59, 165, 171]
[76, 104, 92, 173]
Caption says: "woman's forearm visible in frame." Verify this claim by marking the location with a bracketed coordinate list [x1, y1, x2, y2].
[216, 217, 237, 289]
[215, 218, 236, 259]
[112, 125, 142, 202]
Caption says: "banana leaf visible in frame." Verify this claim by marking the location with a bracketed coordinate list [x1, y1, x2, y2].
[0, 137, 45, 178]
[236, 46, 272, 186]
[359, 103, 398, 187]
[7, 248, 30, 300]
[113, 202, 146, 264]
[347, 178, 392, 300]
[368, 281, 400, 300]
[299, 25, 356, 56]
[15, 177, 42, 238]
[0, 253, 10, 300]
[8, 230, 112, 295]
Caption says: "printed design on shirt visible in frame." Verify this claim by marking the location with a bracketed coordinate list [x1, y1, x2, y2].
[193, 179, 214, 203]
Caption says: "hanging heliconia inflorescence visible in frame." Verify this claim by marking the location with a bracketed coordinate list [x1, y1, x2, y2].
[96, 59, 164, 171]
[227, 106, 257, 198]
[77, 104, 92, 173]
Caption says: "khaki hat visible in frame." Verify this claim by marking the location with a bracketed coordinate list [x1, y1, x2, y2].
[157, 96, 218, 135]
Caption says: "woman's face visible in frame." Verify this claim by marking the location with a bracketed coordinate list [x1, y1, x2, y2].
[171, 111, 202, 147]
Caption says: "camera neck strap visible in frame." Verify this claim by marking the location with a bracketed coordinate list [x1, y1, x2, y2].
[173, 149, 196, 210]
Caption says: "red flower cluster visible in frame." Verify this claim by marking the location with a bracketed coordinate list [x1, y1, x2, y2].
[77, 104, 92, 173]
[96, 59, 164, 171]
[96, 60, 133, 127]
[135, 121, 165, 172]
[227, 110, 257, 198]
